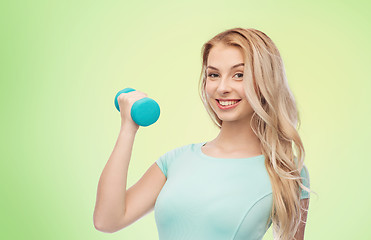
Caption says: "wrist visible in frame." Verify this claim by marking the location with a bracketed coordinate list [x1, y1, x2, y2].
[120, 122, 139, 134]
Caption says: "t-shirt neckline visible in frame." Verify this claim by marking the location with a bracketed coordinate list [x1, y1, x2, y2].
[196, 142, 265, 160]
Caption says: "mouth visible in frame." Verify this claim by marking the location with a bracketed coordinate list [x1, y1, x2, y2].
[215, 99, 241, 109]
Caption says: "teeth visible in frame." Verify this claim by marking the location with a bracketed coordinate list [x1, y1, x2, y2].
[219, 100, 239, 106]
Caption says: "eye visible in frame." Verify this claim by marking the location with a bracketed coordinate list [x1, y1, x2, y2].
[234, 73, 244, 79]
[207, 73, 219, 78]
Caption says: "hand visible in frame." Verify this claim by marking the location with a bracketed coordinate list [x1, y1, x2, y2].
[117, 90, 148, 131]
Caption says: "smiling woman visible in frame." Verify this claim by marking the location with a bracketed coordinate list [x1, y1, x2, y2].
[196, 28, 312, 240]
[93, 27, 312, 240]
[204, 43, 255, 123]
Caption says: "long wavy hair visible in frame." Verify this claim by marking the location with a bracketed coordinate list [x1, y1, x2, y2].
[198, 28, 313, 240]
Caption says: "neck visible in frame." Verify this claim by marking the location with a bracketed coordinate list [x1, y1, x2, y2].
[211, 119, 262, 152]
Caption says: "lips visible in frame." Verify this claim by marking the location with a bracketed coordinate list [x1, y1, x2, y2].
[215, 99, 241, 109]
[217, 99, 241, 103]
[217, 99, 241, 101]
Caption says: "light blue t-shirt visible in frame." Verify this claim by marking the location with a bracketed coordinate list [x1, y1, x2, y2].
[154, 142, 310, 240]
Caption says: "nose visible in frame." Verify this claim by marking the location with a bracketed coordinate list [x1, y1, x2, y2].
[217, 77, 232, 95]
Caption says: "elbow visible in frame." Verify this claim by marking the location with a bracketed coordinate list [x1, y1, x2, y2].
[93, 216, 118, 233]
[94, 220, 117, 233]
[93, 219, 108, 233]
[93, 209, 127, 233]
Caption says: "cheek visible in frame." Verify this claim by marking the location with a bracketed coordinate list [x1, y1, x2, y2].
[204, 89, 215, 105]
[204, 86, 212, 99]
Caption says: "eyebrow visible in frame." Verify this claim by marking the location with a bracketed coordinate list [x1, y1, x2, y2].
[207, 63, 244, 70]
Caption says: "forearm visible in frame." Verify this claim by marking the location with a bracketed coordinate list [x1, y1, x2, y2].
[93, 124, 137, 231]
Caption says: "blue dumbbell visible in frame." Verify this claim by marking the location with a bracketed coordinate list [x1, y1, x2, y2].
[114, 88, 160, 127]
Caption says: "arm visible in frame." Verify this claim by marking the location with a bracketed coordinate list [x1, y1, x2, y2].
[93, 124, 167, 233]
[93, 90, 167, 233]
[93, 124, 137, 232]
[293, 198, 309, 240]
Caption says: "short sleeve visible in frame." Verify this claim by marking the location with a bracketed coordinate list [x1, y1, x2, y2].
[299, 164, 310, 199]
[155, 144, 189, 179]
[156, 153, 168, 178]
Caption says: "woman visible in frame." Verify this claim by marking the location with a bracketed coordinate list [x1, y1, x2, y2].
[93, 27, 311, 240]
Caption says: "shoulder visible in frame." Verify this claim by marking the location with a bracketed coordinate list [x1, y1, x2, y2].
[155, 142, 196, 178]
[159, 142, 195, 158]
[294, 157, 310, 176]
[300, 163, 310, 185]
[293, 156, 310, 184]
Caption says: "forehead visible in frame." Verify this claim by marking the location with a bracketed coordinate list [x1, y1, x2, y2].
[207, 44, 244, 67]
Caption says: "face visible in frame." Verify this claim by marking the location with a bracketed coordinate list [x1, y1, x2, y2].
[205, 43, 254, 123]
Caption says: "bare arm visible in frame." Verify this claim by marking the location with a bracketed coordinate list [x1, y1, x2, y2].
[93, 124, 137, 232]
[293, 198, 309, 240]
[93, 90, 166, 233]
[93, 125, 167, 233]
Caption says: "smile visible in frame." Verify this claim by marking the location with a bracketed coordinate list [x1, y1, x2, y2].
[216, 99, 241, 110]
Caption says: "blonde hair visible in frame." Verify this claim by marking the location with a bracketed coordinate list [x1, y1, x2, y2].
[198, 28, 313, 240]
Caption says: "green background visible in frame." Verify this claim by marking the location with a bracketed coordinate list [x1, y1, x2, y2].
[1, 0, 370, 239]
